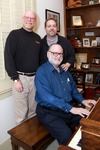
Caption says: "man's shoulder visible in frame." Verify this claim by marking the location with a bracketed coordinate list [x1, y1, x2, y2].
[9, 28, 21, 35]
[58, 34, 68, 41]
[33, 32, 41, 40]
[41, 35, 46, 41]
[37, 62, 48, 70]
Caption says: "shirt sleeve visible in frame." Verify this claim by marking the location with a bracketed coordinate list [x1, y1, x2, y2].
[67, 72, 84, 103]
[4, 31, 19, 80]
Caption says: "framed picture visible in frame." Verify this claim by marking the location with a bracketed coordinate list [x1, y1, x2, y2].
[85, 74, 93, 83]
[91, 40, 97, 47]
[75, 53, 87, 69]
[72, 16, 83, 27]
[83, 38, 90, 47]
[45, 9, 60, 32]
[81, 63, 90, 69]
[96, 36, 100, 46]
[92, 57, 100, 64]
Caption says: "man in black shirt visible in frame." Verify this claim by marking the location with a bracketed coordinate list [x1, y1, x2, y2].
[4, 10, 41, 124]
[40, 18, 75, 71]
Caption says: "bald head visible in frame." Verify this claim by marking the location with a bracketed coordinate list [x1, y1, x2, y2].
[24, 10, 36, 18]
[22, 10, 37, 32]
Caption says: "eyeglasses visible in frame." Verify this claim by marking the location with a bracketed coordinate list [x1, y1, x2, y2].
[24, 16, 36, 21]
[48, 51, 63, 57]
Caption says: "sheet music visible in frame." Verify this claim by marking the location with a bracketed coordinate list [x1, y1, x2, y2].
[68, 127, 81, 150]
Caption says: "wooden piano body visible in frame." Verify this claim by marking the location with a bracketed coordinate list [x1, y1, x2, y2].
[58, 99, 100, 150]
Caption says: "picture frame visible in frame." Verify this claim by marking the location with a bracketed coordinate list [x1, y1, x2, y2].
[72, 16, 83, 27]
[96, 36, 100, 46]
[83, 38, 90, 47]
[75, 53, 87, 69]
[77, 76, 83, 84]
[91, 40, 97, 47]
[45, 9, 60, 32]
[81, 63, 90, 69]
[85, 74, 93, 83]
[92, 57, 100, 64]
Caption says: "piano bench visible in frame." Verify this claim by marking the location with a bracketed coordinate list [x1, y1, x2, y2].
[8, 115, 54, 150]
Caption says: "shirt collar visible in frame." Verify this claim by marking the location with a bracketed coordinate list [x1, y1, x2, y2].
[46, 61, 64, 74]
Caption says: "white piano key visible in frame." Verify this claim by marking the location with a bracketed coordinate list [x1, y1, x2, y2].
[68, 127, 81, 150]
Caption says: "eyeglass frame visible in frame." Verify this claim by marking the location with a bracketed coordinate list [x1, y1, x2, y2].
[24, 16, 36, 21]
[48, 51, 63, 57]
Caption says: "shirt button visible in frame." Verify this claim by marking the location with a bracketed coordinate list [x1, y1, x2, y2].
[64, 89, 66, 91]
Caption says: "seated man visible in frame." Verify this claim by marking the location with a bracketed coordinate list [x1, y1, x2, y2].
[34, 44, 96, 145]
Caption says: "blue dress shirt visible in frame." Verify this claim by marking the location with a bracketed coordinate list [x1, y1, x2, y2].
[35, 61, 84, 113]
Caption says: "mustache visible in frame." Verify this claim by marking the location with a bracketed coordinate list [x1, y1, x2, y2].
[50, 29, 55, 32]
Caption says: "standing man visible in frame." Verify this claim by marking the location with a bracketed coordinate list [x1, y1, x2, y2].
[35, 44, 96, 145]
[4, 10, 41, 124]
[40, 18, 75, 71]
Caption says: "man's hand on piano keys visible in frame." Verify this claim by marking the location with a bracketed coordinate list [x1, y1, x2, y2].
[82, 99, 97, 111]
[70, 107, 90, 117]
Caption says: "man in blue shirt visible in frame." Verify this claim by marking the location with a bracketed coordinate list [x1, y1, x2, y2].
[35, 44, 96, 145]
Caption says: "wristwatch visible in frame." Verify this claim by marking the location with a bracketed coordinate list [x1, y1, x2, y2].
[13, 79, 19, 83]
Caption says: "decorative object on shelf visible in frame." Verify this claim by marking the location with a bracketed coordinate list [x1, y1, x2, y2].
[95, 74, 100, 84]
[89, 0, 94, 4]
[93, 0, 99, 3]
[92, 57, 100, 64]
[85, 73, 93, 83]
[90, 64, 100, 71]
[86, 22, 95, 27]
[45, 9, 60, 32]
[83, 38, 90, 47]
[72, 16, 83, 27]
[81, 63, 90, 69]
[85, 32, 94, 37]
[89, 0, 99, 4]
[77, 75, 83, 83]
[96, 36, 100, 46]
[91, 40, 97, 47]
[67, 0, 82, 8]
[96, 20, 100, 27]
[70, 39, 82, 47]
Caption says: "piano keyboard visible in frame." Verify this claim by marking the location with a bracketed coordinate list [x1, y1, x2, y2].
[68, 127, 81, 150]
[68, 100, 97, 150]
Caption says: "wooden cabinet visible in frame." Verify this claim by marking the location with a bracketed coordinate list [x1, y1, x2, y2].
[64, 0, 100, 99]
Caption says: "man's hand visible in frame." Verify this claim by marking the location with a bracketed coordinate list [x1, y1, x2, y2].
[61, 63, 71, 71]
[82, 99, 97, 108]
[14, 80, 23, 92]
[70, 107, 90, 117]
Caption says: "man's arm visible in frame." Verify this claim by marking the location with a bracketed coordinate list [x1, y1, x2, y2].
[4, 32, 19, 80]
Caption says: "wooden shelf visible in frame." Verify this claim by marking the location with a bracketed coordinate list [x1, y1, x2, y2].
[74, 47, 100, 49]
[64, 0, 100, 99]
[67, 26, 100, 31]
[66, 3, 100, 10]
[71, 68, 100, 73]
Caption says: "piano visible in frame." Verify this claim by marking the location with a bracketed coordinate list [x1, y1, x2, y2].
[58, 98, 100, 150]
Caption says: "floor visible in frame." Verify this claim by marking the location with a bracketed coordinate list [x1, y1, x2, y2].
[0, 138, 58, 150]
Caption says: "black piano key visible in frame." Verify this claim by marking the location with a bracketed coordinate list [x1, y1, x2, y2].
[77, 139, 82, 147]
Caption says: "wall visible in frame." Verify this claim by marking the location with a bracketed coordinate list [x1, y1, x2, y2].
[0, 96, 16, 144]
[35, 0, 65, 38]
[0, 0, 65, 145]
